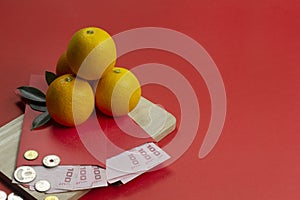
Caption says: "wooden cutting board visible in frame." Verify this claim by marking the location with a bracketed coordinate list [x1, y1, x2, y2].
[0, 97, 176, 200]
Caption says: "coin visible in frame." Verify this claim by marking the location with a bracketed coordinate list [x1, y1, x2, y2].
[45, 195, 59, 200]
[13, 166, 36, 183]
[0, 190, 7, 200]
[43, 155, 61, 168]
[34, 180, 51, 192]
[24, 150, 38, 160]
[7, 193, 23, 200]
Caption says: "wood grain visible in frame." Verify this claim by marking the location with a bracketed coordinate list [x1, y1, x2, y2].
[129, 97, 176, 142]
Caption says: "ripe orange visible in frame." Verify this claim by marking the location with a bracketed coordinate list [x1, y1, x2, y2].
[46, 74, 95, 126]
[66, 27, 116, 80]
[55, 52, 74, 76]
[95, 67, 141, 117]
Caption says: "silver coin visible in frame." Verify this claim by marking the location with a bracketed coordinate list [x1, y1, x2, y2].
[0, 190, 7, 200]
[7, 193, 23, 200]
[43, 155, 61, 168]
[13, 166, 36, 183]
[34, 180, 51, 192]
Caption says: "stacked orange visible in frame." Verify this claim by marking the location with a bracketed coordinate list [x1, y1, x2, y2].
[47, 27, 141, 127]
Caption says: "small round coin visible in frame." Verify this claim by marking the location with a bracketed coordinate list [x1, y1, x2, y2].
[14, 166, 36, 183]
[7, 193, 23, 200]
[43, 155, 61, 168]
[45, 195, 59, 200]
[24, 150, 39, 160]
[0, 190, 7, 200]
[34, 180, 51, 192]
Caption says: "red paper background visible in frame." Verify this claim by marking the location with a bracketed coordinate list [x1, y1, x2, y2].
[1, 0, 300, 199]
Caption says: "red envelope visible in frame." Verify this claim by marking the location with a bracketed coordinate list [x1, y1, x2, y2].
[16, 75, 157, 168]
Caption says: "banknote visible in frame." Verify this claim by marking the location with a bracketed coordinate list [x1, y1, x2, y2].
[26, 165, 107, 193]
[13, 142, 170, 193]
[67, 166, 107, 190]
[106, 142, 170, 184]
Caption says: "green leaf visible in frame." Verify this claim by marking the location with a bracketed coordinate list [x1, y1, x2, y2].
[45, 71, 57, 85]
[17, 86, 46, 102]
[29, 103, 47, 112]
[31, 110, 51, 130]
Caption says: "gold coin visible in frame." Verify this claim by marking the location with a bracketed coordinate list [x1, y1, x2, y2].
[45, 195, 59, 200]
[24, 150, 39, 160]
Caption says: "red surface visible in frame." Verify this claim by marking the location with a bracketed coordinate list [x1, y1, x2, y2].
[1, 0, 300, 200]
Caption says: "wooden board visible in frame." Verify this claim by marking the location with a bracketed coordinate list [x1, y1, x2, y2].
[130, 97, 176, 142]
[0, 97, 176, 199]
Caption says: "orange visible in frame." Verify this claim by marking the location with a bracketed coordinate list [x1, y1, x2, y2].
[66, 27, 116, 80]
[95, 67, 141, 117]
[55, 52, 74, 76]
[46, 74, 95, 126]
